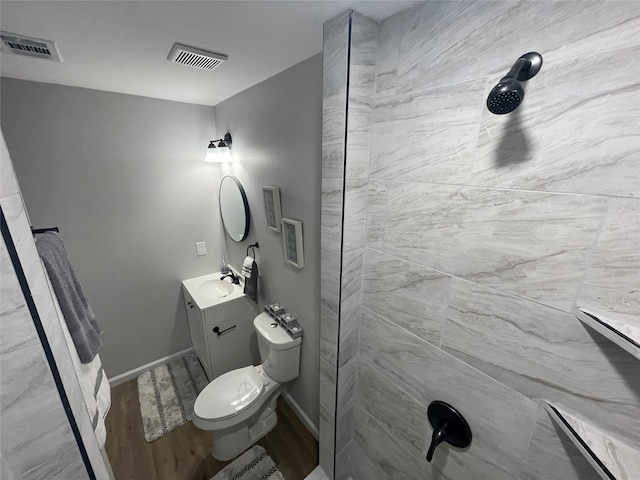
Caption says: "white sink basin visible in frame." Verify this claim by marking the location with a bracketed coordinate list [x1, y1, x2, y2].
[182, 272, 244, 310]
[198, 279, 234, 299]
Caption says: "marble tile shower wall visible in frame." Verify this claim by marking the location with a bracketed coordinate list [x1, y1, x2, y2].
[320, 11, 349, 477]
[320, 10, 377, 479]
[323, 2, 640, 480]
[336, 12, 377, 480]
[1, 133, 109, 478]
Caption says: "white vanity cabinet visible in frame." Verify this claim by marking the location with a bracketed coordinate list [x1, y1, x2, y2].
[182, 273, 259, 381]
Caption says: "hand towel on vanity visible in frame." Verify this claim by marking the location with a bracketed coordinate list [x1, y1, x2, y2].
[35, 232, 103, 363]
[242, 256, 259, 303]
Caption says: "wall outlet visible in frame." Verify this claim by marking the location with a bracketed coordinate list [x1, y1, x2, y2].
[195, 242, 206, 256]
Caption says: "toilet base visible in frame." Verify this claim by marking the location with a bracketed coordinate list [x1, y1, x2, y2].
[210, 396, 279, 461]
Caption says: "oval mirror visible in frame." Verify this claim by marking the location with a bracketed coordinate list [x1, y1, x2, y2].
[219, 175, 250, 242]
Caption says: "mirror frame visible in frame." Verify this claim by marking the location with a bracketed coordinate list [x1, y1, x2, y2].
[219, 175, 250, 243]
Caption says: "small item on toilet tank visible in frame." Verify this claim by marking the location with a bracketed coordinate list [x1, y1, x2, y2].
[263, 304, 303, 339]
[280, 313, 298, 328]
[286, 324, 303, 339]
[266, 303, 285, 317]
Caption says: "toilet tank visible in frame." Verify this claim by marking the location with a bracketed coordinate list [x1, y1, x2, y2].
[253, 313, 302, 383]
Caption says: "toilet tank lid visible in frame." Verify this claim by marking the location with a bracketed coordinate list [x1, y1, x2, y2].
[194, 366, 264, 420]
[254, 313, 302, 350]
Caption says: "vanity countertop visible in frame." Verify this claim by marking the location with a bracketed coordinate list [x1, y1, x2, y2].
[182, 271, 244, 310]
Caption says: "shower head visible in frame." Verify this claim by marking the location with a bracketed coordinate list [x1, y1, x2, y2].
[487, 79, 525, 115]
[487, 52, 542, 115]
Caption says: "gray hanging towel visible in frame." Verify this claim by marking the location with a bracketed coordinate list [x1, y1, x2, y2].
[36, 232, 102, 363]
[243, 256, 259, 303]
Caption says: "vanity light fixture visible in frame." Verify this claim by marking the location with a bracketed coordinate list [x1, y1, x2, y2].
[204, 133, 233, 163]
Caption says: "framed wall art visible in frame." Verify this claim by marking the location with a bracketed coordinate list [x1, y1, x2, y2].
[281, 218, 304, 269]
[262, 186, 282, 232]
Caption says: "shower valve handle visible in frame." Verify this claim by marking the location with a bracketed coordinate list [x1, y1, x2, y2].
[426, 423, 448, 462]
[425, 401, 472, 463]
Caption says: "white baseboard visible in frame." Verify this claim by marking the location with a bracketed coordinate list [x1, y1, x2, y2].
[107, 347, 195, 386]
[281, 390, 319, 440]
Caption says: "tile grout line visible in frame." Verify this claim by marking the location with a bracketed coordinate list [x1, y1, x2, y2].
[367, 178, 639, 200]
[519, 401, 550, 479]
[331, 10, 352, 479]
[462, 77, 491, 186]
[571, 196, 612, 313]
[363, 245, 589, 318]
[373, 40, 640, 103]
[360, 302, 544, 409]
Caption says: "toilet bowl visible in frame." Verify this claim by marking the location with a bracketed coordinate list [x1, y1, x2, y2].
[192, 312, 302, 460]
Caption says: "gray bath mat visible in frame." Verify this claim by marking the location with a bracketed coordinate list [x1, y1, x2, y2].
[211, 445, 284, 480]
[137, 353, 209, 442]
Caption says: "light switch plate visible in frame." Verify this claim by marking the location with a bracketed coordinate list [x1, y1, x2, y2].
[195, 242, 206, 256]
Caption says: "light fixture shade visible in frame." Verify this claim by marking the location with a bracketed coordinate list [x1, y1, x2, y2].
[203, 133, 233, 163]
[203, 145, 232, 163]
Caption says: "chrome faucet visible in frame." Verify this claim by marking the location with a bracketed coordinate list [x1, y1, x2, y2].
[220, 271, 240, 285]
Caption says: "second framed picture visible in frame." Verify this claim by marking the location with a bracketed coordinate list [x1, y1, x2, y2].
[282, 218, 304, 269]
[262, 186, 282, 232]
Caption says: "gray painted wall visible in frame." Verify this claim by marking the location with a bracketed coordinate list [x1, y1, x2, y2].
[1, 79, 221, 377]
[213, 54, 322, 429]
[321, 2, 639, 480]
[2, 53, 323, 434]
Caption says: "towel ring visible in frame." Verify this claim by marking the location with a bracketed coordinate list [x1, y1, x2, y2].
[247, 242, 259, 258]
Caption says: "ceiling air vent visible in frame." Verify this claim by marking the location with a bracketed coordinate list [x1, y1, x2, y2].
[167, 43, 227, 71]
[0, 31, 61, 61]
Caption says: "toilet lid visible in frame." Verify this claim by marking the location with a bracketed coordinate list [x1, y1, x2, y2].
[195, 366, 265, 420]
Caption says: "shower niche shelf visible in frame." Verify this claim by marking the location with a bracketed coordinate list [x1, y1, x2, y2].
[545, 403, 640, 480]
[572, 307, 640, 361]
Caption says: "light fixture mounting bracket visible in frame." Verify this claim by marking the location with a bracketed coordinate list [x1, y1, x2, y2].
[209, 132, 232, 149]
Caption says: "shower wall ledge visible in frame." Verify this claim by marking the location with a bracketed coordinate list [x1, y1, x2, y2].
[573, 307, 640, 361]
[546, 402, 640, 480]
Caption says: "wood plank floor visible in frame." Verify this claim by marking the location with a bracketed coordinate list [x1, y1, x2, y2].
[105, 379, 318, 480]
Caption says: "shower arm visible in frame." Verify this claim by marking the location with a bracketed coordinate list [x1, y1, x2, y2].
[486, 52, 543, 115]
[501, 57, 532, 81]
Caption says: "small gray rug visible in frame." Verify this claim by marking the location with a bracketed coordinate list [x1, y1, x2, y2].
[137, 353, 209, 442]
[211, 446, 284, 480]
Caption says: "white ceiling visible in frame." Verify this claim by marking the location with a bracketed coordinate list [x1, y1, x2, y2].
[0, 1, 420, 106]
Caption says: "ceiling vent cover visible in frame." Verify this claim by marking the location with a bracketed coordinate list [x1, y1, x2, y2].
[0, 31, 61, 61]
[167, 43, 227, 71]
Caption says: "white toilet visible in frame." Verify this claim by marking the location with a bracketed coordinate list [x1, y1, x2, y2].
[192, 312, 302, 460]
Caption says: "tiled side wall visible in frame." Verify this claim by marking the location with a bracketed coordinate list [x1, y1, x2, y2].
[319, 11, 349, 478]
[320, 11, 378, 479]
[1, 133, 110, 478]
[334, 12, 377, 480]
[347, 2, 639, 479]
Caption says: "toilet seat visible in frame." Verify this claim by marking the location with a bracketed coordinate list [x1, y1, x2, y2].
[194, 366, 265, 421]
